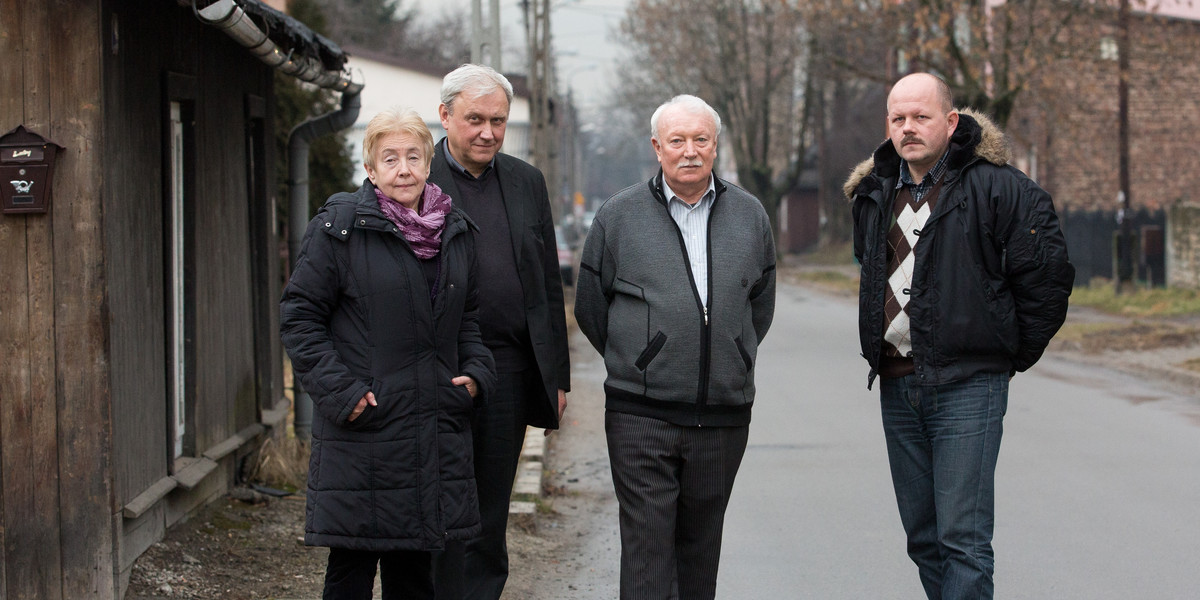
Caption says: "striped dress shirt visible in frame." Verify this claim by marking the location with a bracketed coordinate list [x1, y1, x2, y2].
[663, 176, 716, 307]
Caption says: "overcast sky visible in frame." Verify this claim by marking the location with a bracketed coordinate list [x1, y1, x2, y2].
[410, 0, 630, 111]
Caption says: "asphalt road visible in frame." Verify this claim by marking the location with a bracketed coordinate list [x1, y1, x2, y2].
[530, 281, 1200, 598]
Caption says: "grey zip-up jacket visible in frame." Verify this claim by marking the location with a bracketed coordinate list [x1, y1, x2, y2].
[574, 171, 776, 426]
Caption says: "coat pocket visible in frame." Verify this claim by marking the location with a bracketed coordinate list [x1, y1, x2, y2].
[735, 336, 754, 372]
[634, 331, 668, 372]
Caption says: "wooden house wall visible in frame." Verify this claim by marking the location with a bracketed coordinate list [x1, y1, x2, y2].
[1, 0, 291, 593]
[0, 1, 113, 598]
[101, 0, 284, 581]
[101, 2, 171, 524]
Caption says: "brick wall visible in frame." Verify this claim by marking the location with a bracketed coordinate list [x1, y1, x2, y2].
[1009, 10, 1200, 214]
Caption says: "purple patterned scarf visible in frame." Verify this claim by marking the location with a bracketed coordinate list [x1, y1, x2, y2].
[374, 182, 452, 259]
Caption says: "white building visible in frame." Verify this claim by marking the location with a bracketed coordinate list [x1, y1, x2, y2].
[343, 47, 531, 182]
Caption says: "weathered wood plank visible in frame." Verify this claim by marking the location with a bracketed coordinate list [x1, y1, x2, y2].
[0, 0, 24, 593]
[0, 225, 38, 597]
[121, 477, 177, 521]
[1, 0, 68, 597]
[46, 0, 114, 597]
[103, 6, 169, 509]
[170, 457, 218, 491]
[202, 423, 265, 462]
[260, 400, 290, 429]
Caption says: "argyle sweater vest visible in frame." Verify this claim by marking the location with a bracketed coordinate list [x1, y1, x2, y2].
[879, 178, 944, 378]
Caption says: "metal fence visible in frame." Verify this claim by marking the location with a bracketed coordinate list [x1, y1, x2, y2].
[1060, 208, 1167, 287]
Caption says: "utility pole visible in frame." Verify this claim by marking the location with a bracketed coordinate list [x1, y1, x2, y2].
[523, 0, 559, 221]
[471, 0, 502, 71]
[1115, 0, 1134, 293]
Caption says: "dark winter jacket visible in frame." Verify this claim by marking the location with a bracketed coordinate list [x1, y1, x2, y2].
[429, 143, 571, 429]
[280, 181, 496, 552]
[845, 110, 1074, 389]
[574, 171, 776, 427]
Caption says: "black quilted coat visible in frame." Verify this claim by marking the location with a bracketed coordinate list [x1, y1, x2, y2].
[280, 181, 496, 551]
[846, 110, 1075, 389]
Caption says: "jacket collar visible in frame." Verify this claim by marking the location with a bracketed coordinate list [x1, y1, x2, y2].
[842, 108, 1011, 201]
[437, 138, 497, 180]
[430, 141, 520, 258]
[648, 169, 728, 207]
[322, 180, 476, 242]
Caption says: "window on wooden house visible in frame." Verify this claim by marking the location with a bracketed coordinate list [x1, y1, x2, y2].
[165, 91, 196, 467]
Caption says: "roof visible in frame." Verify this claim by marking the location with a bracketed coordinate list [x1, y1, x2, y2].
[341, 44, 532, 99]
[199, 0, 350, 72]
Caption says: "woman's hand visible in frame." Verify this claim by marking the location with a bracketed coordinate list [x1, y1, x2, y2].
[348, 391, 377, 422]
[451, 375, 479, 398]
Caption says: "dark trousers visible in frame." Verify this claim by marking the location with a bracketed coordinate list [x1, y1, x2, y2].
[434, 368, 538, 600]
[605, 410, 749, 600]
[323, 548, 434, 600]
[880, 372, 1008, 600]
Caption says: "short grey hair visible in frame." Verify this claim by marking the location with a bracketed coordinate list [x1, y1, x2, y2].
[440, 64, 514, 114]
[650, 95, 723, 141]
[362, 107, 434, 170]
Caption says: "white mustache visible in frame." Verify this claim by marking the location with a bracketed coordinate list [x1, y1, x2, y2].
[676, 159, 703, 168]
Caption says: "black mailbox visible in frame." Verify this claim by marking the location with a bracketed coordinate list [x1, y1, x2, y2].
[0, 125, 64, 215]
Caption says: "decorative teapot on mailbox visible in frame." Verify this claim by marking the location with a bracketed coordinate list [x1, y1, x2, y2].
[0, 125, 64, 215]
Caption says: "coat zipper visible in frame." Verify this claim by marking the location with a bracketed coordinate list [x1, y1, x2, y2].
[357, 208, 467, 545]
[652, 178, 715, 423]
[696, 200, 718, 423]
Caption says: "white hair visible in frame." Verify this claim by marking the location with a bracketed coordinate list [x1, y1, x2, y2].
[650, 94, 723, 140]
[440, 64, 514, 113]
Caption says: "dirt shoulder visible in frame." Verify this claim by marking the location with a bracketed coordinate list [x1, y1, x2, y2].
[126, 490, 325, 600]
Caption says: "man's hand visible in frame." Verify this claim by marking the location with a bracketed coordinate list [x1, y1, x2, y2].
[348, 391, 376, 422]
[544, 389, 568, 437]
[451, 375, 479, 398]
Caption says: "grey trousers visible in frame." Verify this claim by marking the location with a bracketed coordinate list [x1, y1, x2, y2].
[605, 410, 750, 600]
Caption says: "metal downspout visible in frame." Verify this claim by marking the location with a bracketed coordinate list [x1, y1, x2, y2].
[288, 90, 362, 441]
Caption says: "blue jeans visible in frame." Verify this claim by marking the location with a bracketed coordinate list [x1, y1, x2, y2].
[880, 371, 1009, 600]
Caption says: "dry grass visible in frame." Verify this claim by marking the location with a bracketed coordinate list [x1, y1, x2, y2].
[1051, 320, 1200, 354]
[245, 435, 309, 493]
[1178, 357, 1200, 373]
[1071, 278, 1200, 317]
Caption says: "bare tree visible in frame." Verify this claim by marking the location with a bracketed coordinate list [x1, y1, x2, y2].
[806, 0, 1183, 128]
[322, 0, 417, 51]
[611, 0, 810, 243]
[319, 0, 471, 71]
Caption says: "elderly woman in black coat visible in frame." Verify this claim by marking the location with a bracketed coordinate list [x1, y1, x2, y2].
[281, 107, 495, 599]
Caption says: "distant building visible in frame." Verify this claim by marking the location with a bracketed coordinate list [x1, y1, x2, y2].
[1008, 3, 1200, 213]
[997, 2, 1200, 285]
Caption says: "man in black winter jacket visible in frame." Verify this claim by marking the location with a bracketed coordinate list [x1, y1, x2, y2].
[428, 64, 571, 600]
[846, 73, 1073, 600]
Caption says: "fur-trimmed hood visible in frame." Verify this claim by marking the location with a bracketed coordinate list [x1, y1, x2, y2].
[842, 108, 1011, 200]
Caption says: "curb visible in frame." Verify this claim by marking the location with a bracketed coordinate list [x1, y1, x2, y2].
[510, 427, 546, 514]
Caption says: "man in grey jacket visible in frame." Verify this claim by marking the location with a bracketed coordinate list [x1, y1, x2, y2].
[574, 94, 776, 600]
